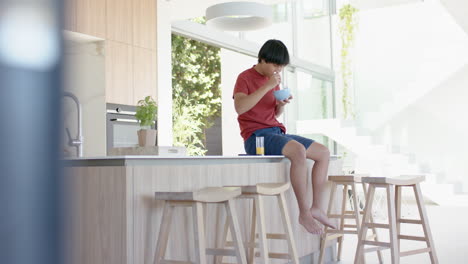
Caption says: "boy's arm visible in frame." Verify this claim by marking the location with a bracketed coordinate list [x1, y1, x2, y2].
[275, 95, 293, 118]
[234, 74, 280, 115]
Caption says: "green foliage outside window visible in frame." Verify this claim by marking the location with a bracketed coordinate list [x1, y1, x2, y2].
[339, 4, 358, 119]
[171, 31, 221, 156]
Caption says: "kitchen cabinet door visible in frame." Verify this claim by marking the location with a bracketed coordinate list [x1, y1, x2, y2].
[76, 0, 106, 38]
[133, 47, 157, 104]
[64, 0, 76, 31]
[105, 41, 134, 105]
[133, 0, 156, 50]
[106, 0, 132, 44]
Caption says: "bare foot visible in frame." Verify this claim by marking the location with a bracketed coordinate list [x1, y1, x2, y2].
[299, 211, 323, 235]
[310, 207, 336, 229]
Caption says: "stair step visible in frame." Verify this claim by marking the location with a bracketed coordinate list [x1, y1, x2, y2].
[296, 118, 462, 198]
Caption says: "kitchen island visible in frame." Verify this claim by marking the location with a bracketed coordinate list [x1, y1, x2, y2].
[63, 155, 342, 264]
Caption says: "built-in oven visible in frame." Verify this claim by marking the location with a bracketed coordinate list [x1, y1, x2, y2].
[106, 103, 140, 154]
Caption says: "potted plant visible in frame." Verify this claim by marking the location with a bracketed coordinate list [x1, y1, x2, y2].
[135, 96, 158, 147]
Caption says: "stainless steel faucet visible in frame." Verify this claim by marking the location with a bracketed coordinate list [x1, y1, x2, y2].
[63, 92, 83, 157]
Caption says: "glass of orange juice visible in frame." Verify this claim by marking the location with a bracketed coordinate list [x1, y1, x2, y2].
[256, 136, 264, 155]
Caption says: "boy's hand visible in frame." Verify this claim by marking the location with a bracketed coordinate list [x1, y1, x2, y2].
[266, 71, 281, 89]
[277, 95, 293, 106]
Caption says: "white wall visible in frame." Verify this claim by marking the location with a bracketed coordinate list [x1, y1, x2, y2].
[348, 1, 468, 190]
[380, 65, 468, 189]
[220, 49, 256, 156]
[156, 0, 173, 146]
[351, 1, 468, 118]
[63, 40, 106, 157]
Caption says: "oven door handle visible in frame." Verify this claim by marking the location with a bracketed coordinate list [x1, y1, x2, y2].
[109, 118, 139, 123]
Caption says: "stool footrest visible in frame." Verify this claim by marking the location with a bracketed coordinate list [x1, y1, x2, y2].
[363, 246, 388, 253]
[363, 240, 391, 248]
[344, 224, 358, 228]
[398, 218, 422, 224]
[206, 248, 236, 256]
[398, 235, 427, 241]
[329, 214, 356, 219]
[365, 223, 389, 229]
[400, 247, 432, 257]
[345, 210, 361, 215]
[327, 229, 358, 235]
[160, 260, 192, 264]
[254, 233, 287, 240]
[323, 233, 344, 240]
[254, 252, 290, 259]
[225, 241, 258, 248]
[267, 233, 287, 240]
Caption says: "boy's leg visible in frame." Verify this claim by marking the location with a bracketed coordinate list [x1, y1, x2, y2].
[306, 142, 336, 229]
[282, 140, 323, 234]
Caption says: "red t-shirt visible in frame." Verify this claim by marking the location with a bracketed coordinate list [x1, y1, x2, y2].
[233, 66, 286, 141]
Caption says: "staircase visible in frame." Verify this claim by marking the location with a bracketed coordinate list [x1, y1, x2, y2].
[359, 0, 468, 131]
[296, 118, 468, 206]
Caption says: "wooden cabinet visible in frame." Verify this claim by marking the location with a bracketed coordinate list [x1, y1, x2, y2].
[133, 47, 157, 103]
[106, 0, 133, 44]
[133, 0, 156, 50]
[76, 0, 106, 38]
[65, 0, 157, 106]
[65, 157, 341, 264]
[63, 0, 76, 31]
[105, 41, 134, 105]
[106, 43, 157, 105]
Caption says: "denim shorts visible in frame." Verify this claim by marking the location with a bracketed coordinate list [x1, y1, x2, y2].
[244, 127, 314, 155]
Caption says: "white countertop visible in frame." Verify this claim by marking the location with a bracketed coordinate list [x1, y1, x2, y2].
[63, 155, 341, 167]
[64, 155, 285, 160]
[62, 155, 295, 167]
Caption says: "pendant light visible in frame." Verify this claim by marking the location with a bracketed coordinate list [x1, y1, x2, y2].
[206, 1, 273, 31]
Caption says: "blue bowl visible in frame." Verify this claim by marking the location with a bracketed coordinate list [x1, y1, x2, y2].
[274, 88, 290, 101]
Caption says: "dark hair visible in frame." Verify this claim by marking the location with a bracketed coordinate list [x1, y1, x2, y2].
[257, 39, 290, 65]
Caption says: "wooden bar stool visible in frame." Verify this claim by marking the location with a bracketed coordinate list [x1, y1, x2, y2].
[354, 175, 439, 264]
[318, 175, 383, 264]
[218, 182, 299, 264]
[153, 187, 247, 264]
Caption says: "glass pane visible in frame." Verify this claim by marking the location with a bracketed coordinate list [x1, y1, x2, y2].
[284, 69, 334, 147]
[243, 2, 293, 50]
[296, 0, 332, 67]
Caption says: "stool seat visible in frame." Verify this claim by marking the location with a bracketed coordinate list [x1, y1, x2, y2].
[361, 175, 425, 185]
[355, 175, 438, 264]
[328, 174, 369, 183]
[154, 187, 247, 264]
[218, 181, 299, 264]
[154, 187, 241, 203]
[319, 174, 383, 264]
[240, 182, 290, 195]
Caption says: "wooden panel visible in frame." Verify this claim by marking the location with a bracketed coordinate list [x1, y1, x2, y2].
[106, 0, 133, 44]
[130, 162, 330, 264]
[76, 0, 106, 38]
[64, 166, 132, 264]
[65, 159, 342, 264]
[105, 40, 134, 105]
[133, 47, 157, 103]
[63, 0, 76, 31]
[133, 0, 156, 50]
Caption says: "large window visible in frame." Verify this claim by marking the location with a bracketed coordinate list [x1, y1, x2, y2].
[296, 1, 333, 68]
[243, 2, 293, 50]
[171, 0, 336, 155]
[284, 69, 334, 147]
